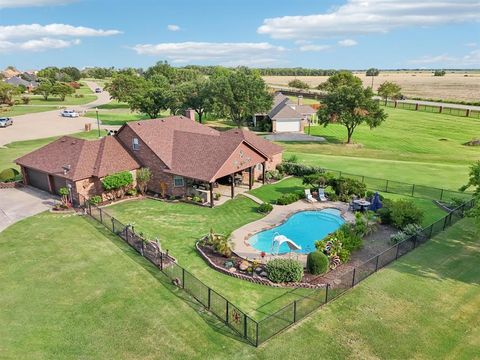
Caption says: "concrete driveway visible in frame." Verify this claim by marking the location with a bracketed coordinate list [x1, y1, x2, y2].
[0, 187, 57, 232]
[264, 132, 326, 142]
[0, 81, 112, 146]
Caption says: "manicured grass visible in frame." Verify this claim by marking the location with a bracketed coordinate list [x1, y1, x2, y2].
[283, 151, 470, 191]
[84, 111, 149, 125]
[1, 212, 478, 359]
[0, 130, 107, 171]
[0, 105, 59, 117]
[16, 94, 98, 106]
[96, 100, 130, 110]
[105, 197, 308, 318]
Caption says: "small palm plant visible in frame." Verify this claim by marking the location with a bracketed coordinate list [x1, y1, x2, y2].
[58, 187, 70, 207]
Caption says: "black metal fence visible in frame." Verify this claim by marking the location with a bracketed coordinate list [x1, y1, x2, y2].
[380, 99, 480, 119]
[322, 168, 470, 203]
[81, 193, 475, 346]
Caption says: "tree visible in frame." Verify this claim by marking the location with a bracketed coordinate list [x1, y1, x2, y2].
[105, 72, 143, 103]
[434, 70, 446, 77]
[179, 78, 213, 123]
[318, 71, 362, 92]
[460, 161, 480, 196]
[33, 80, 54, 100]
[317, 82, 387, 144]
[129, 74, 172, 119]
[366, 68, 380, 88]
[377, 81, 402, 105]
[288, 79, 309, 89]
[52, 82, 74, 101]
[210, 68, 272, 127]
[61, 67, 81, 81]
[0, 82, 20, 105]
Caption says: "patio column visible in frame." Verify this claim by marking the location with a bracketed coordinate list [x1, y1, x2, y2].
[209, 182, 214, 208]
[262, 162, 266, 185]
[230, 174, 235, 198]
[248, 167, 252, 190]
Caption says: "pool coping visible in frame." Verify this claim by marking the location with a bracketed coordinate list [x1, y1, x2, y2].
[231, 200, 356, 264]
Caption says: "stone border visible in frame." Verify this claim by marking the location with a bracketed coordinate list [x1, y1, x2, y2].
[0, 181, 23, 189]
[195, 241, 327, 289]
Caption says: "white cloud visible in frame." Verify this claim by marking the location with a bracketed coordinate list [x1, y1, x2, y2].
[338, 39, 357, 47]
[167, 24, 181, 32]
[408, 50, 480, 66]
[465, 42, 478, 47]
[299, 44, 331, 52]
[0, 38, 80, 53]
[0, 24, 121, 40]
[132, 41, 287, 66]
[258, 0, 480, 39]
[0, 0, 75, 8]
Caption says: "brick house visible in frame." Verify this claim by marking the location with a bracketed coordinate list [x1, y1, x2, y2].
[16, 115, 283, 207]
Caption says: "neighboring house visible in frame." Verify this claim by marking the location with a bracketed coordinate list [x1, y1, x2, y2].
[16, 114, 283, 207]
[4, 76, 38, 91]
[255, 92, 316, 133]
[16, 136, 140, 204]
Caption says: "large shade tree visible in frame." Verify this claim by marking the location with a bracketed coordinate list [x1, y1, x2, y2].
[179, 77, 213, 123]
[318, 71, 363, 92]
[129, 75, 172, 119]
[318, 81, 387, 144]
[211, 68, 272, 127]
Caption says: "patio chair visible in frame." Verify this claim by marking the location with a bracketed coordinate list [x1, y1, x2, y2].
[304, 189, 317, 203]
[318, 188, 327, 202]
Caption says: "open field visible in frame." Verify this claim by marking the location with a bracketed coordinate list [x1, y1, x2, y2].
[264, 71, 480, 102]
[1, 208, 478, 359]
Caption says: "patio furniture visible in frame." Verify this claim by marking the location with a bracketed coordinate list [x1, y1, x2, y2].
[304, 189, 317, 203]
[353, 199, 371, 212]
[318, 187, 327, 202]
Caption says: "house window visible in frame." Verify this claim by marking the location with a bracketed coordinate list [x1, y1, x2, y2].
[132, 138, 140, 150]
[173, 176, 185, 187]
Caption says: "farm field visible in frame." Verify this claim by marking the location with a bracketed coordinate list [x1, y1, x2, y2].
[263, 71, 480, 102]
[0, 209, 478, 359]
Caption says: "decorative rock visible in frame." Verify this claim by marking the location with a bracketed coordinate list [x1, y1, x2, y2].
[260, 271, 268, 277]
[239, 260, 249, 271]
[255, 267, 263, 273]
[228, 267, 236, 273]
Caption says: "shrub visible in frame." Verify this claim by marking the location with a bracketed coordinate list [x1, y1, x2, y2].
[302, 172, 328, 189]
[390, 231, 409, 244]
[265, 258, 303, 283]
[0, 168, 20, 182]
[89, 195, 102, 205]
[276, 193, 300, 205]
[136, 167, 151, 195]
[126, 188, 137, 196]
[306, 251, 329, 275]
[101, 171, 134, 199]
[277, 162, 325, 177]
[21, 95, 30, 104]
[285, 154, 298, 163]
[389, 199, 423, 228]
[258, 202, 273, 214]
[214, 192, 221, 200]
[206, 230, 233, 257]
[338, 223, 363, 252]
[327, 176, 367, 198]
[265, 170, 283, 181]
[288, 79, 310, 89]
[378, 199, 394, 224]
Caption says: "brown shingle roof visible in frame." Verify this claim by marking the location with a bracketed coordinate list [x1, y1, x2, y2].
[15, 136, 140, 181]
[120, 116, 283, 182]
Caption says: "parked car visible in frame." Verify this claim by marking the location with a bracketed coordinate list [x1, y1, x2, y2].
[61, 110, 79, 118]
[95, 88, 102, 93]
[0, 117, 13, 127]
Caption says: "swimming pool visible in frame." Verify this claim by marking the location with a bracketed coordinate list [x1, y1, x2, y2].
[247, 209, 345, 255]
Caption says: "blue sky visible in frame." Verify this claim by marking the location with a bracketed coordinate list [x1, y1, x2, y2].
[0, 0, 479, 70]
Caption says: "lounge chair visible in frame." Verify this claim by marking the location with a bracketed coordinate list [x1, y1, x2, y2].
[318, 188, 327, 202]
[304, 189, 317, 203]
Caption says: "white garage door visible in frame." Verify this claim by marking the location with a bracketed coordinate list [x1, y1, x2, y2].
[276, 120, 300, 133]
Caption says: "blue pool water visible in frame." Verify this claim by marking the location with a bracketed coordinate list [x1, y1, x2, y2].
[248, 209, 344, 255]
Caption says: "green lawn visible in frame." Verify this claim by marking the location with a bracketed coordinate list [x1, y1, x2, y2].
[15, 94, 97, 106]
[96, 100, 130, 110]
[84, 111, 149, 125]
[280, 107, 480, 190]
[1, 211, 478, 359]
[105, 197, 308, 318]
[0, 130, 107, 171]
[0, 105, 59, 117]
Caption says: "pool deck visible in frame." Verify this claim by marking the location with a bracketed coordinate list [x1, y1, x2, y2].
[231, 199, 355, 263]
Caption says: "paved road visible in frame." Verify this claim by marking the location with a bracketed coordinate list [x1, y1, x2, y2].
[0, 81, 112, 146]
[264, 132, 326, 142]
[0, 187, 57, 232]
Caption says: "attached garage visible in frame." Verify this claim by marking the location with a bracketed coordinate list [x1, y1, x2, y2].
[275, 119, 301, 133]
[25, 168, 50, 193]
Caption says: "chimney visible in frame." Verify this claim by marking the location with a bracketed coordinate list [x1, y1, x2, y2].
[185, 109, 196, 121]
[297, 95, 303, 106]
